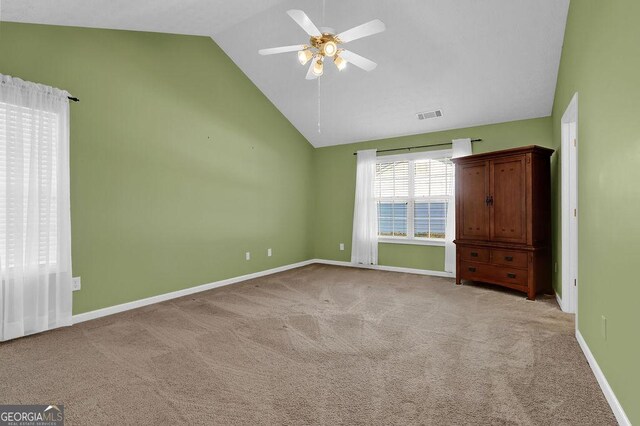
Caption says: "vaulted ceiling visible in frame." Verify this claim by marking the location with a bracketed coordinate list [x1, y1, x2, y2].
[3, 0, 570, 147]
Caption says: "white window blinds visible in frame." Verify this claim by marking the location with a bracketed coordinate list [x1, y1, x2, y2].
[375, 161, 409, 198]
[375, 154, 453, 241]
[0, 102, 59, 268]
[414, 159, 453, 198]
[0, 73, 73, 342]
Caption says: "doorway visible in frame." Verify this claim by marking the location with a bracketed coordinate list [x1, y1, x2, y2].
[561, 93, 578, 314]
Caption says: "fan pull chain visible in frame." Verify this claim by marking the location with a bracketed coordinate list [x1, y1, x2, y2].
[319, 0, 328, 134]
[318, 0, 325, 134]
[317, 77, 321, 134]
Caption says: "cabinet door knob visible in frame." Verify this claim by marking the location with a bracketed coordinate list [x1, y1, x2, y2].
[470, 252, 479, 257]
[468, 267, 477, 272]
[507, 273, 516, 279]
[505, 256, 513, 261]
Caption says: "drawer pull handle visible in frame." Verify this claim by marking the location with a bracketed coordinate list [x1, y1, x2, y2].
[470, 252, 479, 257]
[505, 256, 514, 261]
[468, 267, 477, 272]
[507, 273, 516, 279]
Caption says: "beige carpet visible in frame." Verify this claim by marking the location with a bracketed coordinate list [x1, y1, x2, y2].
[0, 264, 615, 425]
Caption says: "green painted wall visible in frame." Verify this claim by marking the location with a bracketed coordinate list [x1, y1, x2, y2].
[3, 10, 637, 420]
[0, 23, 314, 315]
[312, 117, 555, 272]
[552, 0, 640, 422]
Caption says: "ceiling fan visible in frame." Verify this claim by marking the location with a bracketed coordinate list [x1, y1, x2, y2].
[259, 9, 385, 79]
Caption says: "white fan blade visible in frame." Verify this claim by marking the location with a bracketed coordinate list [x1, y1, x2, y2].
[287, 9, 322, 37]
[336, 19, 386, 43]
[259, 44, 306, 55]
[340, 50, 377, 71]
[305, 59, 320, 80]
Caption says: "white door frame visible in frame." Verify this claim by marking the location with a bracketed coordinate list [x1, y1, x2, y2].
[561, 93, 579, 314]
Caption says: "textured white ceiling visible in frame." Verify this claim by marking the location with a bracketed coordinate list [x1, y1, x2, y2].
[3, 0, 570, 147]
[1, 0, 288, 35]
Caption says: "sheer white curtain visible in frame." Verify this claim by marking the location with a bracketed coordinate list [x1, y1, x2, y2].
[444, 138, 472, 274]
[0, 74, 73, 341]
[351, 149, 378, 265]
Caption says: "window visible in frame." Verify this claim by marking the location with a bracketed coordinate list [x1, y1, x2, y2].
[375, 150, 453, 245]
[0, 101, 59, 268]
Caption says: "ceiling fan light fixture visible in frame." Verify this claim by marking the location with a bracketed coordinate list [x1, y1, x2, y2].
[334, 55, 347, 71]
[298, 49, 313, 65]
[312, 58, 324, 77]
[258, 10, 384, 79]
[322, 41, 337, 57]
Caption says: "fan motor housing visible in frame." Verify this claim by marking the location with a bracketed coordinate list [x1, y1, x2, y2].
[310, 33, 341, 52]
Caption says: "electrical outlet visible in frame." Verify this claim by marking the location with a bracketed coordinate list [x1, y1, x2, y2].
[554, 262, 558, 273]
[267, 248, 272, 257]
[72, 277, 81, 291]
[601, 315, 607, 340]
[339, 243, 345, 251]
[245, 252, 251, 261]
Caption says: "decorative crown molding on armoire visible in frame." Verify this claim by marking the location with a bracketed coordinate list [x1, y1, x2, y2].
[452, 145, 554, 300]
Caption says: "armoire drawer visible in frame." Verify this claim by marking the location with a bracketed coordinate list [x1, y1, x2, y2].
[491, 249, 528, 269]
[459, 246, 490, 263]
[460, 262, 528, 287]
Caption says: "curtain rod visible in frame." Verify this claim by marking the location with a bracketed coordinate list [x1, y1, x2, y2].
[352, 138, 482, 155]
[68, 96, 80, 102]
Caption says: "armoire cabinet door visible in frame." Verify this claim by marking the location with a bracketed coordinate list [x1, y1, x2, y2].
[490, 156, 527, 243]
[458, 161, 490, 240]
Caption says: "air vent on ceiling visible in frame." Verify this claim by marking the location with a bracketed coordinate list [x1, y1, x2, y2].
[416, 109, 443, 120]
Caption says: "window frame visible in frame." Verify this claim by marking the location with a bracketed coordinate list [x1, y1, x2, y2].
[375, 149, 453, 247]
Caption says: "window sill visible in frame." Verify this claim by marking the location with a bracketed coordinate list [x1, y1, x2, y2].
[378, 237, 445, 247]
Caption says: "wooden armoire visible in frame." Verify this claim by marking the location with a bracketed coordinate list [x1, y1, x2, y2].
[451, 146, 554, 300]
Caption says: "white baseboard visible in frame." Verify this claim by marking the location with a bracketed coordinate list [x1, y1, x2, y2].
[555, 292, 564, 311]
[72, 258, 452, 325]
[576, 330, 631, 426]
[312, 258, 455, 278]
[72, 259, 315, 324]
